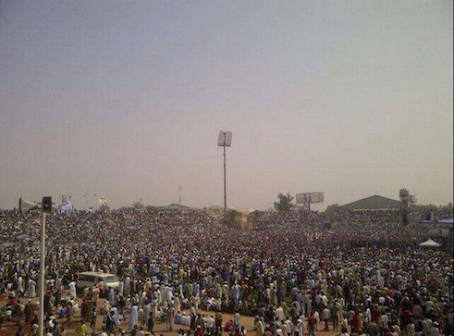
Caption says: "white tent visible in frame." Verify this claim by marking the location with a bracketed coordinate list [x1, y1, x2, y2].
[419, 238, 441, 248]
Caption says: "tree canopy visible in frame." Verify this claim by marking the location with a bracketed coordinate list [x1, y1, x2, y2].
[323, 203, 341, 217]
[274, 193, 294, 213]
[132, 202, 145, 210]
[224, 209, 243, 228]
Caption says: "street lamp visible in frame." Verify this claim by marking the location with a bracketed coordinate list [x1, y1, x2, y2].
[19, 197, 52, 336]
[218, 131, 232, 220]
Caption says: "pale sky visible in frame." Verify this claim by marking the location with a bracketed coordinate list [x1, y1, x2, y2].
[0, 0, 453, 210]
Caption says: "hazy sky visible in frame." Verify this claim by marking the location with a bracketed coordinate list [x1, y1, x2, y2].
[0, 0, 453, 210]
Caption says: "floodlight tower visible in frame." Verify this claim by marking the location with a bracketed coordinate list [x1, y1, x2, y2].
[218, 131, 232, 220]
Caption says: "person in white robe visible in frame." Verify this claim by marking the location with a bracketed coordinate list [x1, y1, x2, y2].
[293, 300, 302, 318]
[256, 318, 265, 336]
[68, 281, 77, 299]
[181, 313, 191, 326]
[174, 296, 181, 313]
[143, 304, 151, 325]
[152, 300, 159, 320]
[118, 281, 124, 297]
[165, 286, 173, 302]
[28, 279, 36, 298]
[296, 318, 305, 336]
[18, 277, 24, 294]
[129, 304, 139, 331]
[125, 277, 131, 296]
[179, 284, 185, 299]
[234, 313, 241, 332]
[108, 288, 115, 305]
[110, 307, 120, 329]
[276, 306, 285, 322]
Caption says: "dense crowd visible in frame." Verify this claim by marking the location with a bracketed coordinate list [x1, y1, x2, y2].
[254, 208, 453, 248]
[0, 206, 452, 336]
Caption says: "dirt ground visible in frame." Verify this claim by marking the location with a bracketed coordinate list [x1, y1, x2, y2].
[0, 297, 339, 336]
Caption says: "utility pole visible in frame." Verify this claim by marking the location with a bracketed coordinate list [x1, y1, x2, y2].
[39, 197, 52, 336]
[39, 211, 46, 336]
[217, 131, 232, 221]
[223, 146, 227, 218]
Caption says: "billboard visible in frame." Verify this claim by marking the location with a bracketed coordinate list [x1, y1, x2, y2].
[296, 192, 324, 204]
[61, 195, 73, 211]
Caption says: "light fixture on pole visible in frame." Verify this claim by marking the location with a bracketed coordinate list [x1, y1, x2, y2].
[19, 196, 52, 336]
[217, 131, 232, 221]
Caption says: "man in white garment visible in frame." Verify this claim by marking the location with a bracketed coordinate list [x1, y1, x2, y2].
[18, 276, 24, 295]
[276, 305, 285, 322]
[296, 318, 305, 336]
[125, 277, 131, 296]
[129, 303, 139, 331]
[118, 281, 124, 297]
[108, 287, 115, 305]
[234, 312, 241, 332]
[174, 296, 181, 313]
[284, 318, 295, 336]
[165, 286, 173, 302]
[28, 279, 36, 298]
[109, 307, 120, 331]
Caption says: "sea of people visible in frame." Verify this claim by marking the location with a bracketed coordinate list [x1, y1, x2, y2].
[0, 206, 452, 336]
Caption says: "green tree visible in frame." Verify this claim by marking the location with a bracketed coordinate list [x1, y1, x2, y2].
[146, 205, 157, 211]
[99, 204, 110, 211]
[324, 203, 341, 217]
[412, 204, 439, 212]
[274, 193, 294, 213]
[132, 202, 145, 210]
[224, 209, 243, 227]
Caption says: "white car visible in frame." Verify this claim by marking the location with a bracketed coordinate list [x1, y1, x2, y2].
[76, 272, 120, 292]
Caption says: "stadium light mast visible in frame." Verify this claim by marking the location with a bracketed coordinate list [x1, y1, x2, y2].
[218, 131, 232, 220]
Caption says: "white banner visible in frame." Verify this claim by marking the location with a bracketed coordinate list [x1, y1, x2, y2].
[61, 195, 73, 211]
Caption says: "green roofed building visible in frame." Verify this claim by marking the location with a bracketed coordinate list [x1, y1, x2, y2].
[341, 195, 401, 210]
[157, 204, 198, 211]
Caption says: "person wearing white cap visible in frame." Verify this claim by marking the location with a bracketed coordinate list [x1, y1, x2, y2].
[430, 322, 439, 336]
[27, 279, 36, 298]
[30, 323, 39, 336]
[296, 318, 305, 336]
[17, 276, 24, 295]
[68, 281, 77, 299]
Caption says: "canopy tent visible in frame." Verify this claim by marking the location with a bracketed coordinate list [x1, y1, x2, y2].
[418, 238, 441, 248]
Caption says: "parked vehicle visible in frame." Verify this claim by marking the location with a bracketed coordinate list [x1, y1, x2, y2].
[76, 272, 120, 293]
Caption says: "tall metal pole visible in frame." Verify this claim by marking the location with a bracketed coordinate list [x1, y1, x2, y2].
[39, 211, 47, 336]
[223, 145, 227, 220]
